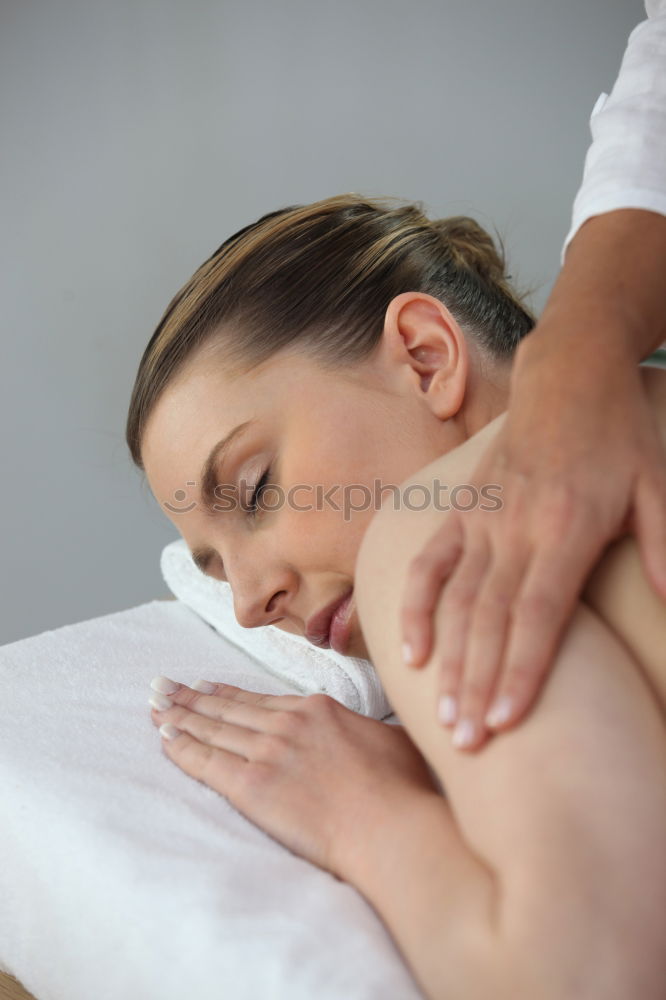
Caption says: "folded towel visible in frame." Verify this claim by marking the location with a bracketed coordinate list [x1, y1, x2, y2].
[0, 600, 421, 1000]
[160, 538, 393, 720]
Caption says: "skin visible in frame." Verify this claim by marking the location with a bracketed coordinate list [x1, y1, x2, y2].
[143, 377, 666, 998]
[401, 208, 666, 750]
[141, 289, 512, 664]
[141, 287, 666, 997]
[144, 213, 666, 755]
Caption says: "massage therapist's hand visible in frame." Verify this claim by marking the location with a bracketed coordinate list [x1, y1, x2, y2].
[148, 676, 439, 879]
[401, 210, 666, 753]
[403, 331, 666, 751]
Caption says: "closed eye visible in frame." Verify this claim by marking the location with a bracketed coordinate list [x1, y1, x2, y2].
[246, 466, 271, 517]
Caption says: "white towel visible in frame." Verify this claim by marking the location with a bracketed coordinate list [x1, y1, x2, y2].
[0, 599, 421, 1000]
[160, 538, 393, 720]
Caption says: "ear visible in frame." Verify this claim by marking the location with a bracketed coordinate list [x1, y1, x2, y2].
[381, 292, 469, 420]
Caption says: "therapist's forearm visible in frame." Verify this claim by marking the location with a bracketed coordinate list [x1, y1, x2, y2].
[523, 208, 666, 366]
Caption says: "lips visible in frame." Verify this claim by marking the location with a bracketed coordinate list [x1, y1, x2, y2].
[305, 588, 354, 647]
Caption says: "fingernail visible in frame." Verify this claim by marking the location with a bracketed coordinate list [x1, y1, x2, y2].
[438, 695, 457, 726]
[191, 679, 217, 694]
[149, 693, 173, 711]
[159, 723, 181, 741]
[452, 718, 476, 749]
[485, 695, 513, 729]
[402, 641, 416, 665]
[150, 676, 180, 695]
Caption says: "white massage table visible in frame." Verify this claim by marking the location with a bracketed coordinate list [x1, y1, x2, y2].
[0, 596, 422, 1000]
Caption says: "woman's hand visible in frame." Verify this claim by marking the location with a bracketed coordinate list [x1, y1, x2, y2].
[148, 676, 439, 880]
[400, 316, 666, 753]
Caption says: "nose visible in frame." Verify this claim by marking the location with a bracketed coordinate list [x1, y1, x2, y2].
[219, 541, 297, 630]
[231, 578, 291, 630]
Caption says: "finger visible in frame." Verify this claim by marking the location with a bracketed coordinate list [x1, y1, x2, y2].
[160, 685, 299, 735]
[150, 676, 305, 715]
[188, 679, 306, 711]
[633, 470, 666, 601]
[434, 532, 490, 731]
[158, 725, 247, 798]
[401, 515, 464, 669]
[155, 704, 261, 759]
[451, 555, 525, 751]
[486, 536, 597, 730]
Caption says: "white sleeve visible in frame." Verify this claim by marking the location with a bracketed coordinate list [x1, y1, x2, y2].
[561, 1, 666, 265]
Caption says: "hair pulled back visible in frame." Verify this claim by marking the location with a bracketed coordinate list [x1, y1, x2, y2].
[126, 193, 535, 469]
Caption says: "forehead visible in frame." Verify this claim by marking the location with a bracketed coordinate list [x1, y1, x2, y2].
[140, 348, 332, 498]
[143, 359, 258, 490]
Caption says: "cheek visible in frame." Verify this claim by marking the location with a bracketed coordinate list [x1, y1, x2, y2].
[290, 446, 392, 538]
[278, 492, 370, 570]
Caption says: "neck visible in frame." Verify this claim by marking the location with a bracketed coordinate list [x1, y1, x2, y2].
[459, 358, 511, 440]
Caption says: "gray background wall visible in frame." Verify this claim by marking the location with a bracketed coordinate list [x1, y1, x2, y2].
[1, 0, 646, 644]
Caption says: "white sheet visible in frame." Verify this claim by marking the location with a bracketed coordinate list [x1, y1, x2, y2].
[0, 599, 422, 1000]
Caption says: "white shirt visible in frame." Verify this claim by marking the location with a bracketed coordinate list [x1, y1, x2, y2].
[561, 0, 666, 265]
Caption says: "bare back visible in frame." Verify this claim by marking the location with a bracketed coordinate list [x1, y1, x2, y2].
[352, 362, 666, 997]
[414, 363, 666, 717]
[581, 364, 666, 713]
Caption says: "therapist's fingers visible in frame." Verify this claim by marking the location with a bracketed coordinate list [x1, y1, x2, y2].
[401, 515, 464, 668]
[434, 532, 490, 729]
[449, 553, 526, 750]
[483, 528, 601, 734]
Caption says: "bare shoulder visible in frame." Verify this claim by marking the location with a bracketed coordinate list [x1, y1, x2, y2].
[392, 409, 507, 498]
[583, 363, 666, 715]
[355, 465, 666, 994]
[395, 364, 664, 501]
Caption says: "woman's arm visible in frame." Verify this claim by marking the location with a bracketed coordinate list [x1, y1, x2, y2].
[350, 425, 666, 1000]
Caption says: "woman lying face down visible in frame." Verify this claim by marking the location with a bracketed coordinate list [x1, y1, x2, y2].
[128, 195, 666, 1000]
[132, 194, 535, 659]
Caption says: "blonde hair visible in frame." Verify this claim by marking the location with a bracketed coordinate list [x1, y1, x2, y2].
[126, 193, 535, 469]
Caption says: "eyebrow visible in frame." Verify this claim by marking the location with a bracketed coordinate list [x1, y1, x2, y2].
[190, 418, 256, 574]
